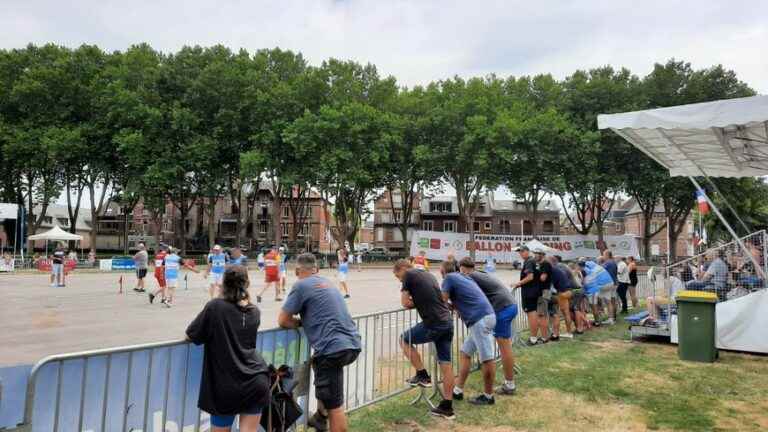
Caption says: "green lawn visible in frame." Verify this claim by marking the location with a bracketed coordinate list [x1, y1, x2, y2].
[349, 322, 768, 431]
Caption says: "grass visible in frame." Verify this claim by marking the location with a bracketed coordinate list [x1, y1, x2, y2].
[348, 319, 768, 432]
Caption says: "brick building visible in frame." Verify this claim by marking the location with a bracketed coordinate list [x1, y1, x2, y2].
[623, 200, 695, 258]
[372, 190, 422, 253]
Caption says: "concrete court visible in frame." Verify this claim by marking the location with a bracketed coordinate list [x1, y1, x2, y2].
[0, 266, 521, 366]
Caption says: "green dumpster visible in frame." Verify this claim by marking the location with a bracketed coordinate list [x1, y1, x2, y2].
[676, 290, 718, 363]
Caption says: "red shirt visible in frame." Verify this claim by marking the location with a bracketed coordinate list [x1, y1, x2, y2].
[264, 251, 279, 277]
[154, 251, 167, 274]
[413, 255, 428, 270]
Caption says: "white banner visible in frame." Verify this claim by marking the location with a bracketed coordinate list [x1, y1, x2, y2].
[410, 230, 640, 263]
[0, 203, 18, 220]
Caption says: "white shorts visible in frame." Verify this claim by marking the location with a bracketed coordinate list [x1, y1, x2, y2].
[338, 272, 348, 282]
[208, 273, 223, 284]
[166, 279, 178, 288]
[279, 270, 286, 280]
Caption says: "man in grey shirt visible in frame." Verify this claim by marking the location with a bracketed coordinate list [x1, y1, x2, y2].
[686, 249, 729, 300]
[278, 253, 361, 432]
[133, 243, 149, 293]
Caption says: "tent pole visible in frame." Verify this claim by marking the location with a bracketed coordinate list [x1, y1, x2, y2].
[687, 175, 765, 278]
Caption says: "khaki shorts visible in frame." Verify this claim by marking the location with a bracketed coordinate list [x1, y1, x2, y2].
[598, 283, 616, 301]
[537, 297, 549, 315]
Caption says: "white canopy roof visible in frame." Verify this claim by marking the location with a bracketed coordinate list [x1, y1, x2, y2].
[28, 225, 83, 241]
[597, 95, 768, 177]
[525, 239, 559, 255]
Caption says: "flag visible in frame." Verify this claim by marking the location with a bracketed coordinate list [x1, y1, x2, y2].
[695, 189, 710, 215]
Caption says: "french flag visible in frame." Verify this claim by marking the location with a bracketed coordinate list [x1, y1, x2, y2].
[696, 189, 710, 215]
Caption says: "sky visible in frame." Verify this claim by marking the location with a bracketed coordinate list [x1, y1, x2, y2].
[2, 0, 767, 93]
[4, 0, 767, 208]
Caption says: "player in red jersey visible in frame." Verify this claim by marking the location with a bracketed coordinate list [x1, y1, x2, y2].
[148, 244, 168, 304]
[413, 250, 430, 271]
[256, 246, 281, 303]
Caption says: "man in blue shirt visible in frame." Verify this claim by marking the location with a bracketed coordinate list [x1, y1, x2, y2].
[440, 261, 497, 406]
[601, 250, 619, 323]
[278, 253, 361, 432]
[228, 247, 248, 266]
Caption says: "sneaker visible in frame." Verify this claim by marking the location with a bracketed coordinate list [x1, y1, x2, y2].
[148, 293, 155, 304]
[256, 296, 262, 303]
[307, 411, 329, 431]
[452, 390, 464, 401]
[537, 337, 549, 344]
[549, 335, 560, 342]
[469, 394, 495, 405]
[406, 373, 432, 388]
[344, 294, 350, 299]
[496, 384, 517, 395]
[601, 318, 615, 325]
[526, 338, 539, 346]
[163, 300, 172, 308]
[575, 330, 585, 335]
[560, 332, 574, 339]
[133, 287, 142, 292]
[430, 400, 455, 419]
[275, 297, 283, 302]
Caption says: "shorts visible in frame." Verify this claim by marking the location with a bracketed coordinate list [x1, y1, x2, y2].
[312, 349, 360, 410]
[52, 263, 64, 276]
[279, 270, 286, 280]
[587, 292, 599, 305]
[208, 272, 223, 284]
[522, 295, 539, 313]
[571, 292, 586, 312]
[461, 314, 497, 362]
[265, 272, 279, 283]
[598, 283, 616, 301]
[154, 272, 166, 287]
[493, 304, 518, 339]
[401, 322, 453, 363]
[258, 262, 265, 270]
[166, 279, 178, 288]
[136, 268, 147, 279]
[536, 297, 549, 316]
[208, 373, 270, 427]
[338, 271, 348, 282]
[546, 298, 559, 316]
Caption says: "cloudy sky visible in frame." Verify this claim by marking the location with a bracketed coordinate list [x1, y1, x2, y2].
[2, 0, 767, 92]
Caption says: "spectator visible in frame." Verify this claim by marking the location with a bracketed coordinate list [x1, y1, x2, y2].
[616, 256, 631, 313]
[686, 250, 729, 300]
[568, 261, 590, 333]
[602, 250, 619, 320]
[513, 245, 545, 345]
[186, 266, 270, 432]
[393, 259, 456, 419]
[647, 274, 684, 322]
[627, 256, 639, 309]
[549, 255, 574, 339]
[413, 250, 430, 270]
[459, 257, 518, 395]
[484, 254, 497, 274]
[533, 247, 553, 342]
[440, 261, 497, 406]
[278, 253, 361, 432]
[737, 246, 763, 289]
[50, 245, 66, 287]
[229, 247, 248, 266]
[581, 260, 615, 325]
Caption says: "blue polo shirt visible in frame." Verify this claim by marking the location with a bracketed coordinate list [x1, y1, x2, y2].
[440, 273, 494, 326]
[603, 260, 618, 284]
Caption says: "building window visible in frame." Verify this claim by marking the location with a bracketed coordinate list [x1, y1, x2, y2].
[484, 222, 492, 231]
[259, 221, 268, 234]
[543, 221, 554, 234]
[500, 220, 511, 234]
[522, 221, 532, 235]
[473, 221, 480, 232]
[393, 211, 401, 223]
[376, 228, 384, 241]
[281, 224, 289, 237]
[282, 206, 290, 218]
[423, 220, 433, 231]
[444, 221, 456, 232]
[429, 202, 452, 213]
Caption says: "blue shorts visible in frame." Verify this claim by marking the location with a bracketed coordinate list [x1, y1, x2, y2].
[493, 304, 518, 339]
[401, 322, 453, 363]
[461, 314, 497, 362]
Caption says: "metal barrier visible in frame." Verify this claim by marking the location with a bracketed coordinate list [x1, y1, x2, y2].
[23, 329, 309, 432]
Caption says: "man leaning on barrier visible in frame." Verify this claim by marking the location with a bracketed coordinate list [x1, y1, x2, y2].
[392, 259, 456, 419]
[278, 253, 362, 432]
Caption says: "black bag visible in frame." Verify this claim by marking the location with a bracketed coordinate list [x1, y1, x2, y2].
[260, 365, 303, 432]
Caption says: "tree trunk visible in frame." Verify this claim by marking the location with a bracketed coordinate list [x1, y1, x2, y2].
[207, 197, 217, 248]
[272, 189, 282, 249]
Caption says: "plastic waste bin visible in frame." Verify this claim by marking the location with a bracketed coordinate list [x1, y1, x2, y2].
[676, 290, 718, 363]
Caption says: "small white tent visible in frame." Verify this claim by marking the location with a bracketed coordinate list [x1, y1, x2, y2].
[28, 225, 83, 242]
[525, 239, 559, 255]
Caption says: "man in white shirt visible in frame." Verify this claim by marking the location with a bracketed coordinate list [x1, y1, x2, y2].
[616, 257, 631, 313]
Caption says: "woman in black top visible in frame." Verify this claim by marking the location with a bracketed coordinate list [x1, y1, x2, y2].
[627, 256, 639, 309]
[186, 266, 270, 432]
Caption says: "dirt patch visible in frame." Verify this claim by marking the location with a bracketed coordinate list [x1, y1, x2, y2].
[422, 388, 656, 432]
[585, 340, 630, 354]
[622, 370, 675, 391]
[716, 400, 768, 431]
[32, 310, 62, 329]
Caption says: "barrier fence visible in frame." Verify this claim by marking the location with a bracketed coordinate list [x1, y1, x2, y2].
[19, 271, 649, 432]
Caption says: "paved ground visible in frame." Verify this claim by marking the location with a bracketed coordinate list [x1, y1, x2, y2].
[0, 266, 521, 366]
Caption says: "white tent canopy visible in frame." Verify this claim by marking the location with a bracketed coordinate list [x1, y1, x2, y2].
[28, 225, 83, 241]
[525, 239, 559, 255]
[597, 95, 768, 178]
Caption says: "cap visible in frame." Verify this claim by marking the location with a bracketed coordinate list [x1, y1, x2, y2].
[279, 246, 285, 251]
[213, 245, 222, 251]
[514, 245, 529, 252]
[533, 247, 546, 255]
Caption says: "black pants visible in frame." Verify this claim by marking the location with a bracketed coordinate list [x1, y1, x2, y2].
[617, 282, 629, 313]
[311, 349, 360, 410]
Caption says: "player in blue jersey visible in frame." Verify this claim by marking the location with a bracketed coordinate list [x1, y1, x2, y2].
[205, 245, 229, 298]
[338, 253, 351, 298]
[162, 247, 198, 308]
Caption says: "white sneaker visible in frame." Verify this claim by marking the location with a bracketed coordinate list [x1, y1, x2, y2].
[560, 332, 574, 339]
[601, 318, 615, 325]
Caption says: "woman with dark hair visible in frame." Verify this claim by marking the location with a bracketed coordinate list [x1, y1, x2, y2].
[186, 266, 270, 431]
